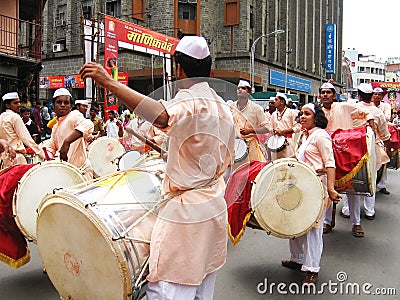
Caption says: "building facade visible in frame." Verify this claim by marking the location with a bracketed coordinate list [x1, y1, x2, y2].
[40, 0, 343, 106]
[0, 0, 46, 105]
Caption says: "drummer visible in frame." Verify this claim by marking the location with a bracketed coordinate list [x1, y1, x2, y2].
[319, 82, 375, 237]
[80, 36, 234, 299]
[0, 92, 45, 167]
[281, 103, 340, 285]
[340, 83, 391, 222]
[372, 87, 391, 122]
[45, 88, 94, 180]
[230, 80, 269, 161]
[269, 92, 301, 160]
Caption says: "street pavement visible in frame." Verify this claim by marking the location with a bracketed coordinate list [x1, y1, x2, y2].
[1, 169, 399, 299]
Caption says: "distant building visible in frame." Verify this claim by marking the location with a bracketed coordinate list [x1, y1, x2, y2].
[344, 48, 385, 91]
[385, 63, 400, 82]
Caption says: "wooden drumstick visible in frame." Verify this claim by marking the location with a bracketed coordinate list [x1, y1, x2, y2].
[331, 202, 336, 229]
[124, 126, 165, 155]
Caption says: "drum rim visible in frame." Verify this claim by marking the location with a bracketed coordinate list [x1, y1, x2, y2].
[12, 161, 86, 242]
[234, 139, 249, 162]
[250, 158, 325, 238]
[37, 192, 134, 299]
[117, 150, 143, 170]
[266, 135, 287, 152]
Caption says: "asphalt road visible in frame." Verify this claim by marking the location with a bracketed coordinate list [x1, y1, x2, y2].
[1, 169, 399, 299]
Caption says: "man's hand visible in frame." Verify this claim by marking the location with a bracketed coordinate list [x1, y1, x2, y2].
[79, 62, 113, 88]
[0, 139, 16, 160]
[328, 188, 341, 204]
[59, 142, 71, 162]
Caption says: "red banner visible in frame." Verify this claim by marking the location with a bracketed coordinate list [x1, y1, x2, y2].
[104, 15, 179, 55]
[104, 16, 119, 113]
[371, 82, 400, 89]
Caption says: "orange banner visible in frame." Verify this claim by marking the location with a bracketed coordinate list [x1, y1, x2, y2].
[104, 15, 179, 55]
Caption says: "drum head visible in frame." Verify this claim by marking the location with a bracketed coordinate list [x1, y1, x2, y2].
[88, 137, 125, 177]
[267, 135, 286, 152]
[234, 139, 248, 162]
[37, 168, 163, 300]
[118, 150, 142, 171]
[250, 158, 324, 238]
[13, 161, 86, 242]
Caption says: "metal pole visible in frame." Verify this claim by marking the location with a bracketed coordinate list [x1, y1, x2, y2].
[250, 29, 285, 93]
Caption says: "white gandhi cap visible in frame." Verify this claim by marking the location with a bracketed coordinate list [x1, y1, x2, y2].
[175, 36, 210, 59]
[238, 80, 251, 88]
[373, 87, 384, 93]
[2, 92, 19, 101]
[75, 99, 89, 105]
[53, 88, 72, 98]
[358, 83, 373, 93]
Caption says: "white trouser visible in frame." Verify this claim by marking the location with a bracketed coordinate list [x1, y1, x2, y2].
[347, 194, 361, 225]
[342, 193, 375, 217]
[377, 167, 387, 190]
[146, 272, 216, 300]
[289, 223, 324, 273]
[324, 203, 333, 225]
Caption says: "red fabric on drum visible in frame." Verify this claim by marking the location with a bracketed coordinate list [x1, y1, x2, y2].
[225, 160, 270, 245]
[389, 125, 400, 151]
[331, 127, 368, 180]
[0, 164, 35, 268]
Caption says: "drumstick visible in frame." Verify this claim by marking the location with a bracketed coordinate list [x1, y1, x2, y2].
[124, 126, 165, 155]
[331, 202, 336, 229]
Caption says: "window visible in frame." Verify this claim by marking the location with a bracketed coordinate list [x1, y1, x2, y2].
[106, 0, 121, 17]
[224, 0, 240, 26]
[133, 0, 145, 20]
[250, 6, 254, 29]
[56, 5, 67, 26]
[82, 1, 92, 20]
[359, 66, 365, 72]
[178, 1, 196, 20]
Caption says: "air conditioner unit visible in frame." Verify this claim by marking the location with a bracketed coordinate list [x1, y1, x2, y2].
[52, 43, 64, 53]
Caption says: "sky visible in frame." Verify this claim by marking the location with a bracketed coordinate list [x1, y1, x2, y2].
[343, 0, 400, 62]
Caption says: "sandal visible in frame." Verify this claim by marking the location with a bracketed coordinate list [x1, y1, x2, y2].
[323, 223, 332, 234]
[352, 225, 364, 238]
[281, 260, 302, 271]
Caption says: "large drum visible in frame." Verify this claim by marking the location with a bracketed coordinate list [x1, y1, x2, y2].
[13, 161, 86, 242]
[225, 158, 324, 242]
[37, 159, 165, 300]
[88, 137, 125, 177]
[118, 150, 143, 171]
[332, 126, 376, 196]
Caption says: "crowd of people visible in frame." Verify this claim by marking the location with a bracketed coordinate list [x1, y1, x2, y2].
[0, 35, 398, 299]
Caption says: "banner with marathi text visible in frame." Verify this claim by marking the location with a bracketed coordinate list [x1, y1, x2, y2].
[39, 75, 85, 89]
[104, 15, 179, 55]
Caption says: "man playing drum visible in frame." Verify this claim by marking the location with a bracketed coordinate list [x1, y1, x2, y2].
[45, 88, 94, 180]
[0, 92, 45, 168]
[80, 36, 235, 300]
[372, 87, 391, 194]
[319, 82, 375, 237]
[269, 93, 301, 160]
[230, 80, 269, 161]
[340, 83, 391, 222]
[282, 103, 340, 285]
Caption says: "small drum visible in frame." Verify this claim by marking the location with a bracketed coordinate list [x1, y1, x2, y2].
[250, 158, 324, 238]
[13, 161, 86, 242]
[118, 150, 143, 171]
[88, 137, 125, 177]
[37, 159, 165, 300]
[234, 138, 248, 162]
[333, 126, 376, 196]
[266, 134, 287, 152]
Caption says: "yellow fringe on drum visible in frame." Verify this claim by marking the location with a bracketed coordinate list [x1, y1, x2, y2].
[228, 212, 252, 246]
[335, 152, 369, 187]
[0, 247, 30, 268]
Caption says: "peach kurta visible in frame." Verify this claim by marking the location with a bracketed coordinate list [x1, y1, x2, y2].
[230, 100, 269, 161]
[269, 108, 301, 159]
[47, 110, 94, 178]
[0, 109, 44, 167]
[353, 102, 390, 169]
[147, 82, 235, 285]
[322, 102, 372, 131]
[377, 102, 392, 122]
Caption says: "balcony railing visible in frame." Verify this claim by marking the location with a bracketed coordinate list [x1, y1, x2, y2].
[0, 13, 42, 61]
